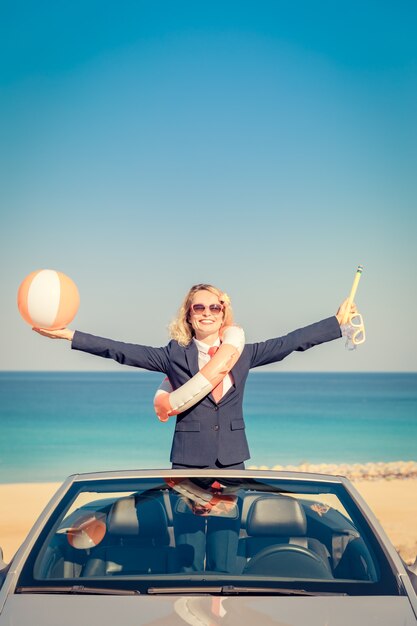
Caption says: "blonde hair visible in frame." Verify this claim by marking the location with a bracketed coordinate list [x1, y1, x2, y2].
[169, 283, 234, 346]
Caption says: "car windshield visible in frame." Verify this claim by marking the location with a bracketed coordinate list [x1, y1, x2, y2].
[17, 475, 399, 595]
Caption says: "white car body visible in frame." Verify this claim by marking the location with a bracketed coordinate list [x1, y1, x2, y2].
[1, 469, 416, 625]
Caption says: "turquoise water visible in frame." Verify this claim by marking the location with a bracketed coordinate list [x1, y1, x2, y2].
[0, 372, 416, 483]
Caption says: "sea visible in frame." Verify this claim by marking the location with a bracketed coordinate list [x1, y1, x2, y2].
[0, 372, 416, 484]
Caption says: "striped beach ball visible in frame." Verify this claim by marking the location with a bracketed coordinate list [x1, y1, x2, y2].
[67, 514, 107, 550]
[17, 269, 80, 330]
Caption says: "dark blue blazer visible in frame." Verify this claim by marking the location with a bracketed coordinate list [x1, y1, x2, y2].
[72, 316, 341, 466]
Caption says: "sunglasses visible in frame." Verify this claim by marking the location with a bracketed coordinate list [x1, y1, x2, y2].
[190, 304, 223, 315]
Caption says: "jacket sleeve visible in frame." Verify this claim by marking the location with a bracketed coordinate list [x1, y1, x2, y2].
[248, 316, 342, 368]
[71, 331, 171, 373]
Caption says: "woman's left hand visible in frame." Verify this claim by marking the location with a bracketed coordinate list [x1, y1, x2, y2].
[336, 299, 358, 326]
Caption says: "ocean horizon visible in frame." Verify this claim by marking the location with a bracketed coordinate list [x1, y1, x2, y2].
[1, 371, 416, 484]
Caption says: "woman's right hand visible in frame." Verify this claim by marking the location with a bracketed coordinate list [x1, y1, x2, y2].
[32, 327, 75, 341]
[336, 298, 358, 326]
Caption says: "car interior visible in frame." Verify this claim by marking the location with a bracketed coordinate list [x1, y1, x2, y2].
[32, 477, 379, 584]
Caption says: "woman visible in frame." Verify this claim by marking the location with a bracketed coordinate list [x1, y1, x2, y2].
[35, 283, 353, 470]
[35, 284, 353, 572]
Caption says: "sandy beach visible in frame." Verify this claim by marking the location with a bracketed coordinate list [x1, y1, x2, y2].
[1, 464, 416, 566]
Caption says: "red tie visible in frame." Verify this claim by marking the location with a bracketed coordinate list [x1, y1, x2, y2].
[208, 346, 223, 403]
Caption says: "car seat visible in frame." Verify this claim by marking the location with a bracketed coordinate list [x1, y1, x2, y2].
[236, 495, 333, 579]
[82, 494, 181, 576]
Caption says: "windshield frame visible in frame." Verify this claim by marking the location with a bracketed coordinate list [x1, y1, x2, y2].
[15, 474, 403, 597]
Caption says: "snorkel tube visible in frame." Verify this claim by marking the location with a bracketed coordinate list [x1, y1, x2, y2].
[342, 265, 366, 349]
[342, 264, 363, 325]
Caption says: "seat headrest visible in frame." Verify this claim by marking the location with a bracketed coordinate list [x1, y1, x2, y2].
[108, 496, 138, 535]
[108, 495, 168, 539]
[246, 496, 307, 537]
[136, 495, 169, 539]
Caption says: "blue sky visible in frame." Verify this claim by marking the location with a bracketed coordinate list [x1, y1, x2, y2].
[1, 0, 416, 371]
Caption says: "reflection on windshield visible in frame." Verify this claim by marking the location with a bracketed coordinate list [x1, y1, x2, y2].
[29, 476, 379, 587]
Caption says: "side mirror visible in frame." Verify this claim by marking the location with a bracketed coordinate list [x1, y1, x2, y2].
[0, 547, 6, 570]
[406, 557, 417, 593]
[0, 547, 9, 591]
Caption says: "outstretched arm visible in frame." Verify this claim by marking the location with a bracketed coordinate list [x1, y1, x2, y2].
[33, 327, 170, 372]
[248, 299, 355, 369]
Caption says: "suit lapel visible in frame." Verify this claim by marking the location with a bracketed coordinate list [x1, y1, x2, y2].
[184, 342, 200, 377]
[229, 358, 244, 391]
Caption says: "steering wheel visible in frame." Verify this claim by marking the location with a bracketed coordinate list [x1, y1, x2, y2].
[243, 544, 333, 579]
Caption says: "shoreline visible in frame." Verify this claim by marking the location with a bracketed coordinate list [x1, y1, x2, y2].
[1, 463, 416, 566]
[247, 459, 417, 481]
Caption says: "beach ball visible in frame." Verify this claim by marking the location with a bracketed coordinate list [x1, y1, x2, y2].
[17, 269, 80, 329]
[67, 514, 107, 550]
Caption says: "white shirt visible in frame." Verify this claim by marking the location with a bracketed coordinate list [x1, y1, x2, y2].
[193, 337, 233, 398]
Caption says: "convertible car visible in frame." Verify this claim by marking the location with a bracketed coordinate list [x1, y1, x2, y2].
[0, 468, 416, 625]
